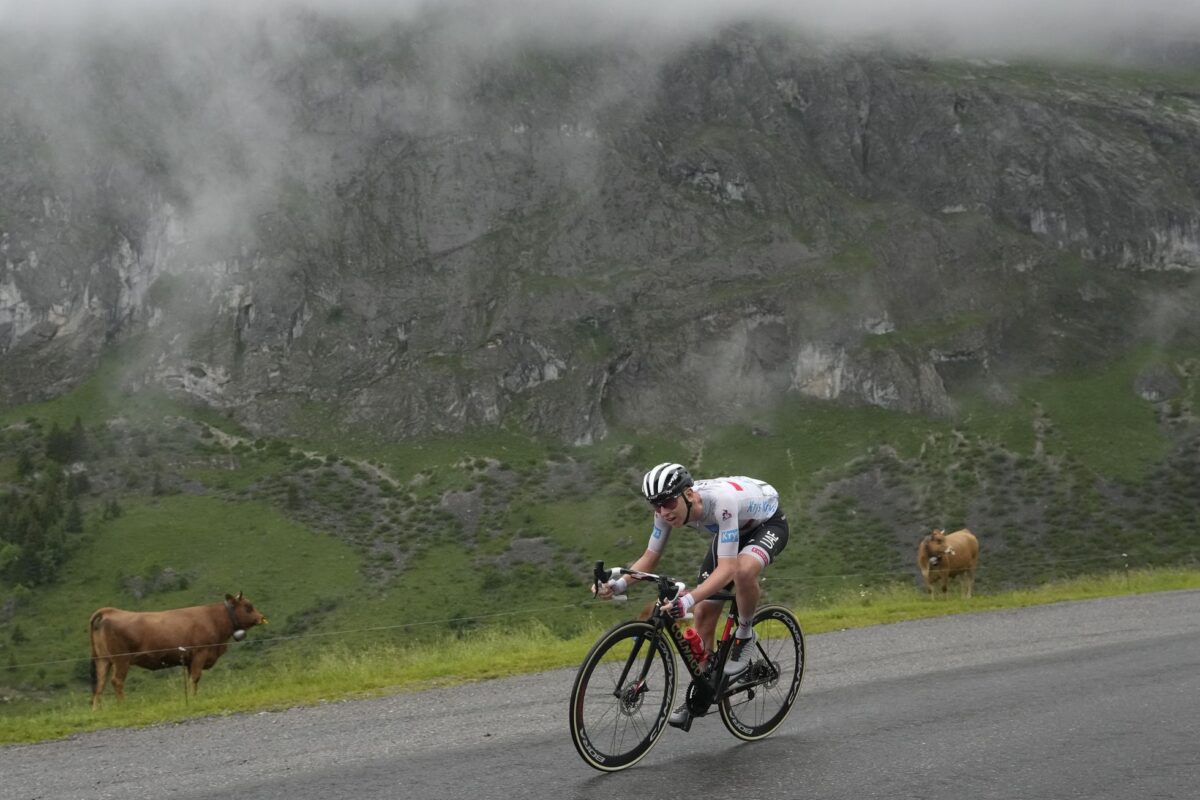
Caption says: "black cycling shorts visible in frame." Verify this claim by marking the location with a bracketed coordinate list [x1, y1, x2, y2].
[697, 509, 789, 588]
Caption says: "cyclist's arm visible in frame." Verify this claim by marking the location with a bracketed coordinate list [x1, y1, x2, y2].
[595, 548, 660, 599]
[627, 548, 662, 575]
[629, 514, 673, 582]
[686, 556, 736, 604]
[618, 516, 669, 587]
[596, 515, 669, 598]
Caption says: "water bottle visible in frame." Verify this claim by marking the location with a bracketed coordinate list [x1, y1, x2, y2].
[683, 626, 707, 664]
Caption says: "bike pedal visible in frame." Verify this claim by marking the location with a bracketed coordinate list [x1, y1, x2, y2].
[668, 711, 695, 732]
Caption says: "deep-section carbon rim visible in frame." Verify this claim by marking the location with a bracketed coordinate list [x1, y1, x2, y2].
[718, 604, 805, 741]
[569, 621, 676, 771]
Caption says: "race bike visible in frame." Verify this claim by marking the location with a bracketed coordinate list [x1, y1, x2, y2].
[569, 562, 805, 771]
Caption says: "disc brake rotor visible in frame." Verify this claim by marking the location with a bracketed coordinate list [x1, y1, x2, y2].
[619, 681, 647, 716]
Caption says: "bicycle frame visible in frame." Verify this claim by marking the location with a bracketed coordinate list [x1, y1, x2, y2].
[573, 562, 805, 770]
[593, 562, 779, 724]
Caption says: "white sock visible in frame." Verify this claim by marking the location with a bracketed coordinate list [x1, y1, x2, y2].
[736, 617, 753, 638]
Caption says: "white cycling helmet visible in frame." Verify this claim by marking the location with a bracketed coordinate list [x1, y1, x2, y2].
[641, 462, 694, 504]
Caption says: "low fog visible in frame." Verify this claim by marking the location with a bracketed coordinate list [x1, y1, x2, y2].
[2, 0, 1195, 263]
[1, 0, 1196, 300]
[0, 0, 1196, 433]
[3, 0, 1200, 58]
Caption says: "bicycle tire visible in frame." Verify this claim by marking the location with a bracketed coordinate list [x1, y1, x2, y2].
[718, 604, 805, 741]
[568, 620, 677, 772]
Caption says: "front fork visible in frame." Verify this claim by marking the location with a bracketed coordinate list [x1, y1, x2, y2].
[613, 621, 667, 703]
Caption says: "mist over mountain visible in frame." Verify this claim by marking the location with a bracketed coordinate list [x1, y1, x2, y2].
[2, 5, 1200, 704]
[1, 2, 1199, 443]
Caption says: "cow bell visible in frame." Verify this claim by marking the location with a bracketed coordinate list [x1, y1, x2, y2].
[232, 629, 246, 641]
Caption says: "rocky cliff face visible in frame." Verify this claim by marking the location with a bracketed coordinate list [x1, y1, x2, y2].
[1, 13, 1198, 442]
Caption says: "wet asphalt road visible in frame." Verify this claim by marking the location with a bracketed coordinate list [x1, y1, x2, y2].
[3, 590, 1198, 800]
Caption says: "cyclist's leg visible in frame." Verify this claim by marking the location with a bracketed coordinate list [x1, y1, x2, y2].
[671, 544, 725, 730]
[693, 538, 724, 649]
[726, 513, 790, 674]
[734, 511, 788, 628]
[723, 554, 765, 677]
[736, 510, 789, 601]
[693, 598, 722, 649]
[732, 553, 764, 633]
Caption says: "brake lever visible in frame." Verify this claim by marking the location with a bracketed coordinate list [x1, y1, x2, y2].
[592, 560, 611, 598]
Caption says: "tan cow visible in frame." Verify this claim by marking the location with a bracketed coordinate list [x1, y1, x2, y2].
[917, 528, 980, 598]
[89, 592, 267, 709]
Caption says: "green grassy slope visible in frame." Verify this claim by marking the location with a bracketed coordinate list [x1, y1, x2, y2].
[3, 497, 363, 688]
[1, 346, 1198, 700]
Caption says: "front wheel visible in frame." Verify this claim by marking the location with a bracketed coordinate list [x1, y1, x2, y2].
[718, 604, 805, 741]
[568, 620, 677, 772]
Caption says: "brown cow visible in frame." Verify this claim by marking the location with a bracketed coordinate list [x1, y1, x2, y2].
[89, 592, 267, 709]
[917, 528, 980, 598]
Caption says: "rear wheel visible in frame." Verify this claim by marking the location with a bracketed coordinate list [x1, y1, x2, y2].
[569, 620, 677, 772]
[718, 604, 804, 741]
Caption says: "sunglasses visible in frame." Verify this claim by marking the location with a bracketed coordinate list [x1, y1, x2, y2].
[650, 494, 683, 512]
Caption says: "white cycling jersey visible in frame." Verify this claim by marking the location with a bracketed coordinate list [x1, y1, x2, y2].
[647, 476, 780, 559]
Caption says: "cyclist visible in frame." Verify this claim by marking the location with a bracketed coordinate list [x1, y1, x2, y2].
[596, 461, 789, 729]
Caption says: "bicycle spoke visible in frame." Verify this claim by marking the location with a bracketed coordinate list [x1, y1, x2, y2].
[719, 606, 804, 741]
[570, 621, 676, 771]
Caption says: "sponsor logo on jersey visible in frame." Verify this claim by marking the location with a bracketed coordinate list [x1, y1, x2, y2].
[746, 499, 779, 516]
[721, 509, 732, 521]
[720, 530, 738, 543]
[652, 525, 665, 539]
[760, 531, 780, 549]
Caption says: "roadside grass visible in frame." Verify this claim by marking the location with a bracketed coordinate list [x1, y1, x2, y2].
[2, 567, 1196, 746]
[2, 496, 366, 691]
